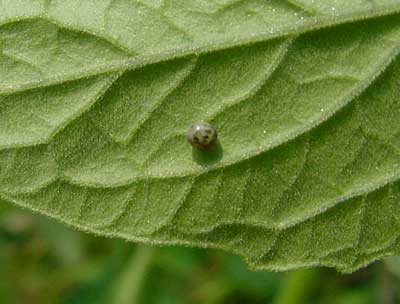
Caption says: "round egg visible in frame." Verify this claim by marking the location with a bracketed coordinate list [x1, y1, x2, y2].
[187, 122, 218, 150]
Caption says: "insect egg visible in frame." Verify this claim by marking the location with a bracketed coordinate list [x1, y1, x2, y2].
[187, 122, 217, 150]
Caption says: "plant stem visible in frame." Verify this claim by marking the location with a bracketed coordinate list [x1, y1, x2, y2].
[111, 245, 156, 304]
[273, 268, 318, 304]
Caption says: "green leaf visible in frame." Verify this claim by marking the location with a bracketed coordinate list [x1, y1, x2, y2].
[1, 0, 400, 272]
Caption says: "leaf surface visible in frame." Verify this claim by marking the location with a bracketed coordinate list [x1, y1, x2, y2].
[1, 0, 400, 272]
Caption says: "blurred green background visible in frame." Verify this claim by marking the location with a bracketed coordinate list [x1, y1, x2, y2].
[0, 200, 399, 304]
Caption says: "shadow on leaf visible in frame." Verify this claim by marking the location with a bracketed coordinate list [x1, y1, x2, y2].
[192, 142, 223, 166]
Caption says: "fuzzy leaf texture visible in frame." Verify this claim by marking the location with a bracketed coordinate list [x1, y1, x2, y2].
[1, 0, 400, 272]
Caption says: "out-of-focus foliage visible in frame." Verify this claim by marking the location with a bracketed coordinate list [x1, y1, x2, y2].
[0, 201, 399, 304]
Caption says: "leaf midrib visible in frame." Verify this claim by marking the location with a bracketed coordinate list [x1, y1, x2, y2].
[60, 42, 400, 186]
[2, 5, 400, 95]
